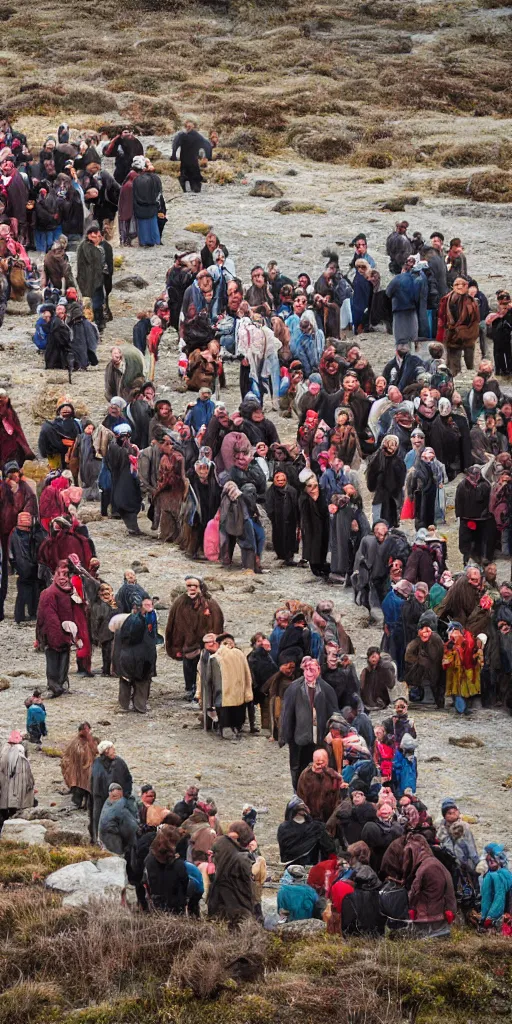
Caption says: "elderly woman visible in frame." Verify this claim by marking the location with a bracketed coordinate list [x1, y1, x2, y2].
[0, 731, 35, 829]
[298, 471, 330, 578]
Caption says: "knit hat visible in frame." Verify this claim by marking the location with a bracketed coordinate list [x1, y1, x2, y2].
[287, 864, 306, 879]
[109, 396, 127, 409]
[400, 733, 417, 751]
[7, 730, 23, 744]
[98, 740, 114, 755]
[109, 782, 123, 793]
[113, 423, 131, 435]
[393, 580, 413, 598]
[278, 647, 302, 667]
[3, 460, 20, 475]
[308, 373, 322, 385]
[441, 798, 457, 816]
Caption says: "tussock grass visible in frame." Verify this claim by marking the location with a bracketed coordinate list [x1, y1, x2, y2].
[0, 842, 109, 884]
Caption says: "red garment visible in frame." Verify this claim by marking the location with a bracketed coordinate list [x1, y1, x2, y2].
[38, 529, 93, 572]
[0, 480, 37, 538]
[329, 878, 354, 914]
[374, 740, 394, 781]
[0, 233, 31, 270]
[307, 855, 338, 894]
[0, 401, 34, 469]
[117, 170, 137, 221]
[36, 582, 81, 650]
[147, 325, 163, 359]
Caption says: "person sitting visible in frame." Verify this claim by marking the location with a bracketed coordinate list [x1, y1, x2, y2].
[277, 863, 324, 922]
[479, 843, 512, 931]
[405, 833, 457, 937]
[277, 797, 336, 867]
[144, 824, 189, 914]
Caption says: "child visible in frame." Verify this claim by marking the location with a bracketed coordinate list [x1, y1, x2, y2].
[25, 689, 47, 745]
[392, 733, 418, 798]
[373, 724, 394, 783]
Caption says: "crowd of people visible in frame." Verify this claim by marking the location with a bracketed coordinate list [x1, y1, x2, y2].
[2, 720, 511, 935]
[0, 116, 512, 938]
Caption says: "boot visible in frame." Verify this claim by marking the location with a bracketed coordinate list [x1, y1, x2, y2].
[247, 701, 260, 734]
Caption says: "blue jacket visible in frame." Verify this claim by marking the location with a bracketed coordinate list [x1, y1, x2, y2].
[381, 589, 405, 634]
[386, 271, 420, 312]
[26, 703, 47, 732]
[480, 867, 512, 922]
[277, 881, 319, 921]
[269, 624, 285, 661]
[392, 750, 417, 797]
[185, 860, 204, 896]
[33, 316, 51, 351]
[185, 398, 215, 434]
[319, 467, 349, 502]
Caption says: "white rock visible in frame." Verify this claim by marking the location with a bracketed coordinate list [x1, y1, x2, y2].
[1, 819, 48, 845]
[45, 855, 127, 906]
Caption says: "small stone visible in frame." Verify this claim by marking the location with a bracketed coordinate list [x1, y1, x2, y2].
[241, 584, 256, 593]
[502, 775, 512, 789]
[249, 180, 284, 198]
[0, 677, 10, 691]
[113, 274, 149, 291]
[195, 771, 201, 779]
[203, 576, 225, 592]
[131, 560, 149, 572]
[97, 720, 111, 726]
[300, 233, 313, 238]
[285, 168, 298, 176]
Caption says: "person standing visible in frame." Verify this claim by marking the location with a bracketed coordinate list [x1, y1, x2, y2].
[36, 560, 88, 697]
[60, 722, 98, 810]
[104, 128, 144, 185]
[104, 423, 142, 535]
[205, 633, 254, 740]
[0, 730, 35, 830]
[131, 157, 162, 248]
[279, 656, 339, 789]
[437, 277, 479, 377]
[171, 116, 206, 194]
[208, 821, 255, 924]
[90, 740, 132, 843]
[76, 222, 105, 332]
[165, 576, 224, 700]
[9, 511, 45, 624]
[296, 748, 343, 823]
[98, 781, 138, 856]
[115, 598, 157, 714]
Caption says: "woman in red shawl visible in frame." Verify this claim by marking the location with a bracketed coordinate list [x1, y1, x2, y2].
[153, 435, 186, 542]
[0, 390, 34, 471]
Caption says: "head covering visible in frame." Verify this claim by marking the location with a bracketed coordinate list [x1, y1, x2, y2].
[415, 528, 430, 544]
[113, 423, 131, 436]
[98, 740, 114, 755]
[109, 396, 127, 410]
[415, 582, 429, 595]
[3, 460, 20, 475]
[438, 398, 452, 416]
[7, 730, 23, 744]
[309, 373, 322, 385]
[483, 391, 498, 407]
[393, 579, 413, 598]
[132, 155, 146, 171]
[278, 647, 302, 667]
[484, 842, 508, 867]
[109, 782, 123, 793]
[411, 427, 425, 439]
[447, 621, 464, 634]
[287, 864, 306, 880]
[441, 798, 458, 817]
[381, 435, 399, 453]
[400, 733, 417, 751]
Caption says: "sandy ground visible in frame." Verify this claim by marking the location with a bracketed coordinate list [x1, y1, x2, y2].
[1, 143, 512, 862]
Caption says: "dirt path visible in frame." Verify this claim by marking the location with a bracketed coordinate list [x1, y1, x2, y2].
[1, 143, 512, 860]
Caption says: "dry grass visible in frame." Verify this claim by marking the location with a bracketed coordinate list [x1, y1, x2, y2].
[438, 170, 512, 202]
[0, 842, 110, 884]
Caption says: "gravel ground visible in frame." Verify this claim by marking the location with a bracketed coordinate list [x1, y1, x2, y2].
[1, 145, 512, 862]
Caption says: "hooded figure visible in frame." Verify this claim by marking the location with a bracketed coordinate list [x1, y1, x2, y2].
[0, 390, 35, 470]
[404, 834, 457, 936]
[277, 797, 336, 866]
[0, 733, 35, 824]
[455, 466, 495, 565]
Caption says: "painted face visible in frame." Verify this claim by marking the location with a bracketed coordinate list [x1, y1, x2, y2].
[312, 750, 328, 772]
[374, 524, 388, 543]
[343, 376, 358, 393]
[368, 652, 380, 667]
[274, 471, 287, 488]
[54, 563, 72, 590]
[418, 625, 432, 642]
[185, 578, 200, 598]
[352, 791, 366, 806]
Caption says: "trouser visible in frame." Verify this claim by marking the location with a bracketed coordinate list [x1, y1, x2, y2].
[46, 648, 70, 696]
[118, 676, 150, 713]
[446, 344, 475, 377]
[494, 336, 512, 376]
[289, 740, 316, 791]
[15, 578, 40, 623]
[460, 518, 496, 565]
[183, 655, 200, 695]
[179, 164, 202, 193]
[479, 325, 487, 359]
[70, 786, 90, 809]
[28, 723, 46, 743]
[92, 285, 105, 331]
[101, 488, 111, 516]
[101, 639, 113, 675]
[35, 226, 62, 252]
[120, 510, 140, 534]
[218, 704, 246, 733]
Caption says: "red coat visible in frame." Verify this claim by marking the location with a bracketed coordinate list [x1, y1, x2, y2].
[37, 581, 91, 656]
[0, 480, 37, 539]
[38, 529, 93, 572]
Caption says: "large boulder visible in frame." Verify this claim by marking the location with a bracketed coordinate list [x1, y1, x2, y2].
[1, 819, 47, 845]
[45, 855, 127, 907]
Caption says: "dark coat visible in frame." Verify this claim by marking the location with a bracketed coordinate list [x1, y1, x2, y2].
[366, 450, 406, 527]
[405, 837, 457, 921]
[208, 835, 254, 921]
[44, 317, 71, 370]
[404, 633, 445, 705]
[104, 439, 142, 515]
[266, 483, 298, 559]
[327, 797, 377, 848]
[132, 171, 162, 220]
[144, 851, 189, 913]
[299, 491, 330, 566]
[437, 575, 481, 627]
[279, 676, 339, 748]
[404, 545, 436, 587]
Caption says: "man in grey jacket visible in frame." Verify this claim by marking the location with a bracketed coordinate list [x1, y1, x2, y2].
[98, 782, 138, 856]
[279, 657, 338, 789]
